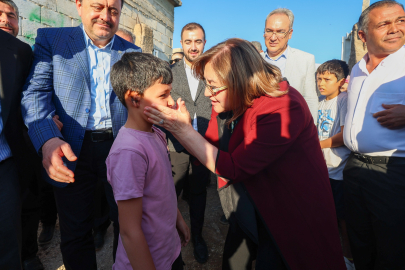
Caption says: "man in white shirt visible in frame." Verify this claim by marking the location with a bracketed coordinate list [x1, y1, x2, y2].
[343, 1, 405, 268]
[263, 8, 318, 121]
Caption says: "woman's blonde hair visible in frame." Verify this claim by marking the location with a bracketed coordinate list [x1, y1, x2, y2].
[193, 38, 286, 124]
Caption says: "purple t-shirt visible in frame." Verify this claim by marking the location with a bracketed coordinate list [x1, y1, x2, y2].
[106, 126, 181, 270]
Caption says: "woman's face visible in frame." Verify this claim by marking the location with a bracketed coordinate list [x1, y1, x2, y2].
[203, 62, 230, 113]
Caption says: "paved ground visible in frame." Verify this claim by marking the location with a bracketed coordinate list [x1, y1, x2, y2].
[38, 177, 229, 270]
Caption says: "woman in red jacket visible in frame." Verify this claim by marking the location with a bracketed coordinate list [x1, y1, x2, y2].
[144, 38, 345, 270]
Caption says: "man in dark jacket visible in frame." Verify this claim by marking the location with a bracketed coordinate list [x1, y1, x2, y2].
[167, 22, 212, 264]
[0, 1, 37, 269]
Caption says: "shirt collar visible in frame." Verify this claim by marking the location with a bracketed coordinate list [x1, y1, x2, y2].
[265, 45, 289, 61]
[359, 45, 405, 75]
[81, 24, 115, 50]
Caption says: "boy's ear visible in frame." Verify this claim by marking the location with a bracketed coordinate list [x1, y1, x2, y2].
[125, 90, 142, 108]
[338, 78, 346, 87]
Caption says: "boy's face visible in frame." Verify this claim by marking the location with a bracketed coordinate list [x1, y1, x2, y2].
[128, 82, 174, 123]
[317, 71, 344, 99]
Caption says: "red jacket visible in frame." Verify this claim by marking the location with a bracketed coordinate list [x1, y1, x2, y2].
[205, 82, 345, 270]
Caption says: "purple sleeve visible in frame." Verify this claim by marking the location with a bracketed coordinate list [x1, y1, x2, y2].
[106, 149, 147, 201]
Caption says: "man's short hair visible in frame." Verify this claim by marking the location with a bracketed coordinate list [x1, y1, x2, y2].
[111, 52, 173, 107]
[358, 0, 404, 35]
[0, 0, 19, 17]
[251, 41, 262, 52]
[181, 22, 206, 41]
[316, 60, 349, 81]
[116, 28, 136, 43]
[266, 8, 294, 29]
[79, 0, 124, 9]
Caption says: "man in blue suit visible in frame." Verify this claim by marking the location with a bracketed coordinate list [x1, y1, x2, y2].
[21, 0, 141, 268]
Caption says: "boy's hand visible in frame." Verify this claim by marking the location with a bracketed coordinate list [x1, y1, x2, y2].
[176, 209, 190, 247]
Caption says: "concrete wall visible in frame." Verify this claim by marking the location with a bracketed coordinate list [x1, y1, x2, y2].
[14, 0, 181, 61]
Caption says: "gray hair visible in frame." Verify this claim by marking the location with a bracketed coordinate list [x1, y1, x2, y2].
[266, 8, 294, 29]
[116, 28, 136, 43]
[359, 0, 404, 35]
[251, 41, 262, 52]
[0, 0, 19, 17]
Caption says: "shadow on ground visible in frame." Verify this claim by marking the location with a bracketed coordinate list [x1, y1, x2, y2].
[38, 176, 228, 270]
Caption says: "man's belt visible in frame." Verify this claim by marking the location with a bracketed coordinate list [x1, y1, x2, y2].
[353, 153, 405, 165]
[85, 128, 113, 143]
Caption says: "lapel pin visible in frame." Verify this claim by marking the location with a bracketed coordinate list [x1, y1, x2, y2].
[118, 50, 122, 54]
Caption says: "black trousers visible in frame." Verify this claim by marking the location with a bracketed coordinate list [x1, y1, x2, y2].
[170, 151, 209, 236]
[222, 215, 287, 270]
[40, 178, 110, 230]
[53, 134, 118, 270]
[343, 153, 405, 269]
[0, 158, 22, 269]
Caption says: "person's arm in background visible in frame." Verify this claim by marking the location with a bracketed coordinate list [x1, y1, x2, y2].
[320, 127, 344, 149]
[21, 29, 76, 183]
[118, 198, 156, 270]
[303, 54, 318, 123]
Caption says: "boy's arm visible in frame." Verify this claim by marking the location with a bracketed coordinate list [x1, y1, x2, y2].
[118, 198, 156, 270]
[320, 126, 345, 149]
[176, 209, 190, 247]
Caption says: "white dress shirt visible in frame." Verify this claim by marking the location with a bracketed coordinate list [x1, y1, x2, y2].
[344, 46, 405, 157]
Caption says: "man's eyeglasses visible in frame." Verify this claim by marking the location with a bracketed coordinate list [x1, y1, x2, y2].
[264, 29, 291, 39]
[205, 83, 228, 96]
[169, 58, 182, 65]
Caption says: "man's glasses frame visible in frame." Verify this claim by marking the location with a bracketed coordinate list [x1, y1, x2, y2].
[264, 29, 291, 39]
[170, 58, 182, 65]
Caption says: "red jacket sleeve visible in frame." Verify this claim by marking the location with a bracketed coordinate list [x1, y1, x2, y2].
[215, 97, 306, 183]
[204, 107, 219, 148]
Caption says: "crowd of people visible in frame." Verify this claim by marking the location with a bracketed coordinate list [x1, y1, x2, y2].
[1, 0, 405, 269]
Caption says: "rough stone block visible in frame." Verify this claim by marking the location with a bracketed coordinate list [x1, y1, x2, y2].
[122, 3, 132, 16]
[161, 34, 169, 45]
[121, 13, 136, 29]
[14, 0, 41, 22]
[56, 0, 80, 20]
[155, 50, 169, 61]
[156, 21, 166, 34]
[164, 44, 171, 56]
[22, 19, 47, 40]
[72, 18, 81, 27]
[166, 28, 173, 38]
[134, 23, 154, 54]
[153, 29, 161, 42]
[153, 40, 165, 52]
[35, 0, 57, 11]
[41, 7, 71, 27]
[18, 17, 22, 36]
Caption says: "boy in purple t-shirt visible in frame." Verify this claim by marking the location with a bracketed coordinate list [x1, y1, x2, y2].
[107, 52, 190, 270]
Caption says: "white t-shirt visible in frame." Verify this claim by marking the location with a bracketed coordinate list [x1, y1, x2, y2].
[317, 92, 351, 180]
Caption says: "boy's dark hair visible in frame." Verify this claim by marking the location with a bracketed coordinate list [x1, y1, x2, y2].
[316, 60, 349, 81]
[111, 52, 173, 108]
[181, 22, 206, 41]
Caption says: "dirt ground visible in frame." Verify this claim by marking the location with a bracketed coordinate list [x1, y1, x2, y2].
[37, 176, 228, 270]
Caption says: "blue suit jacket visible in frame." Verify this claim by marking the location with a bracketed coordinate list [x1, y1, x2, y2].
[22, 25, 142, 187]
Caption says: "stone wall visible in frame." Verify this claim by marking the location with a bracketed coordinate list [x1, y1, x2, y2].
[14, 0, 181, 61]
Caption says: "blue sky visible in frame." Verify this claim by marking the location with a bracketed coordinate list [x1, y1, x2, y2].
[172, 0, 405, 64]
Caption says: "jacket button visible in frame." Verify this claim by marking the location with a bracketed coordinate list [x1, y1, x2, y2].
[85, 108, 89, 113]
[194, 102, 197, 106]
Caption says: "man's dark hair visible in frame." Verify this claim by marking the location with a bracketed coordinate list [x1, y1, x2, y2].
[181, 22, 206, 41]
[111, 52, 173, 107]
[0, 0, 19, 17]
[316, 60, 349, 81]
[359, 0, 404, 35]
[79, 0, 124, 9]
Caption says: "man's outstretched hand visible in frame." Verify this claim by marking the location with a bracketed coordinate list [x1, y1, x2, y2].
[42, 137, 77, 183]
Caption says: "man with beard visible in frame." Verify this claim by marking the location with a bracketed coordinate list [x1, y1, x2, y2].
[21, 0, 141, 268]
[165, 22, 211, 264]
